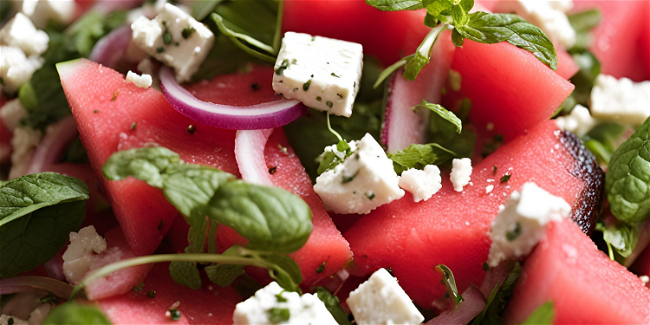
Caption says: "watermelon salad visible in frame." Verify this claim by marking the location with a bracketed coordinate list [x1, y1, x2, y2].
[0, 0, 649, 324]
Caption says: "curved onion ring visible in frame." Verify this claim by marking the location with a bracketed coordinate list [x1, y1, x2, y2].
[0, 276, 73, 299]
[235, 129, 275, 186]
[25, 116, 78, 175]
[89, 25, 133, 69]
[160, 67, 307, 130]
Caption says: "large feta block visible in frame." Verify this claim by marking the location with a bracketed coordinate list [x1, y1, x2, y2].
[233, 282, 337, 324]
[131, 3, 214, 83]
[493, 0, 576, 49]
[272, 32, 363, 117]
[450, 158, 472, 192]
[21, 0, 76, 28]
[398, 165, 442, 202]
[0, 46, 43, 94]
[62, 226, 108, 284]
[314, 133, 404, 214]
[347, 269, 424, 325]
[554, 104, 597, 137]
[590, 74, 650, 126]
[0, 13, 49, 56]
[487, 182, 571, 267]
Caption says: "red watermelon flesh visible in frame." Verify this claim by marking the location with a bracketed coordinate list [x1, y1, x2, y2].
[98, 263, 241, 325]
[503, 220, 650, 324]
[572, 0, 649, 81]
[451, 40, 574, 141]
[631, 243, 650, 289]
[343, 121, 604, 307]
[555, 46, 579, 79]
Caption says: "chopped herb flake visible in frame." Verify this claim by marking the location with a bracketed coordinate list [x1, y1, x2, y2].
[342, 171, 359, 184]
[268, 308, 290, 323]
[168, 309, 181, 321]
[492, 165, 497, 175]
[147, 290, 156, 298]
[251, 83, 259, 91]
[111, 91, 117, 101]
[130, 122, 137, 130]
[303, 79, 312, 91]
[8, 317, 13, 325]
[275, 292, 287, 303]
[316, 262, 326, 273]
[291, 58, 297, 64]
[181, 27, 195, 39]
[156, 47, 165, 53]
[331, 72, 340, 78]
[268, 166, 277, 174]
[134, 282, 145, 292]
[275, 59, 290, 75]
[93, 110, 98, 114]
[186, 125, 196, 134]
[0, 78, 4, 86]
[163, 32, 172, 45]
[366, 192, 375, 200]
[326, 101, 333, 108]
[506, 222, 522, 241]
[316, 96, 322, 101]
[278, 144, 288, 155]
[500, 174, 511, 183]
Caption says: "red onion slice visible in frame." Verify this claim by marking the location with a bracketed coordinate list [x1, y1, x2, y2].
[235, 129, 274, 186]
[0, 276, 73, 299]
[160, 67, 307, 130]
[89, 25, 132, 69]
[426, 286, 486, 325]
[382, 31, 455, 153]
[25, 116, 79, 176]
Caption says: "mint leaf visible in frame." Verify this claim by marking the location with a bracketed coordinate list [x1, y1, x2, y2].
[403, 25, 446, 81]
[568, 9, 601, 51]
[366, 0, 424, 11]
[596, 222, 640, 259]
[423, 0, 453, 17]
[435, 265, 463, 310]
[428, 99, 476, 159]
[415, 100, 462, 133]
[455, 12, 557, 70]
[102, 147, 181, 188]
[388, 143, 456, 174]
[569, 50, 601, 106]
[191, 0, 224, 21]
[582, 122, 626, 165]
[262, 254, 303, 293]
[522, 301, 555, 325]
[42, 301, 112, 325]
[18, 67, 71, 130]
[206, 263, 245, 287]
[0, 173, 89, 278]
[211, 13, 276, 63]
[169, 261, 202, 290]
[606, 117, 650, 225]
[314, 287, 353, 325]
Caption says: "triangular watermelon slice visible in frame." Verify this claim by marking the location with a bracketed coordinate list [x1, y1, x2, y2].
[343, 121, 604, 307]
[504, 219, 650, 324]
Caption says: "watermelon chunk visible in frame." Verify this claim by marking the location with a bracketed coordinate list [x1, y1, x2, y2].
[57, 59, 351, 286]
[555, 47, 579, 79]
[343, 121, 604, 307]
[451, 40, 575, 141]
[503, 220, 650, 324]
[98, 263, 241, 325]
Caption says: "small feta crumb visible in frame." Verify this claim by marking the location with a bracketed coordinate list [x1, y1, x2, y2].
[1, 99, 28, 132]
[450, 158, 472, 192]
[554, 104, 597, 137]
[640, 275, 649, 284]
[486, 185, 494, 194]
[0, 13, 49, 56]
[487, 182, 571, 267]
[272, 32, 363, 117]
[20, 0, 76, 28]
[398, 165, 442, 202]
[62, 226, 108, 285]
[8, 126, 42, 179]
[0, 46, 43, 94]
[233, 282, 336, 324]
[131, 3, 214, 83]
[314, 134, 404, 214]
[448, 69, 462, 92]
[347, 269, 424, 325]
[126, 70, 153, 89]
[590, 74, 650, 126]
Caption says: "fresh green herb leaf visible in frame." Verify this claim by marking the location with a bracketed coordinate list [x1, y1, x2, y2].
[596, 222, 640, 259]
[427, 98, 476, 159]
[451, 28, 465, 47]
[182, 27, 196, 39]
[303, 79, 312, 91]
[268, 308, 291, 323]
[41, 301, 112, 325]
[276, 291, 288, 302]
[455, 12, 558, 70]
[275, 59, 290, 75]
[388, 143, 456, 175]
[205, 264, 245, 287]
[500, 174, 511, 183]
[568, 9, 601, 51]
[522, 301, 555, 325]
[0, 173, 89, 278]
[366, 0, 424, 11]
[423, 0, 453, 17]
[19, 67, 71, 130]
[606, 117, 650, 225]
[569, 50, 601, 106]
[469, 262, 522, 325]
[373, 54, 414, 89]
[316, 262, 326, 273]
[314, 287, 353, 325]
[102, 147, 181, 188]
[435, 264, 463, 310]
[582, 122, 626, 165]
[261, 253, 303, 292]
[169, 261, 202, 290]
[404, 25, 446, 80]
[414, 99, 462, 133]
[211, 13, 276, 63]
[190, 0, 224, 21]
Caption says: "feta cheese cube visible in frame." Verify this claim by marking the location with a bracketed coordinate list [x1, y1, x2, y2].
[8, 126, 42, 179]
[398, 165, 442, 202]
[131, 3, 214, 83]
[62, 226, 108, 284]
[233, 282, 337, 324]
[554, 104, 597, 136]
[20, 0, 76, 28]
[590, 74, 650, 126]
[493, 0, 576, 49]
[0, 13, 49, 56]
[314, 134, 404, 214]
[450, 158, 472, 192]
[487, 182, 571, 267]
[0, 99, 28, 132]
[272, 32, 363, 117]
[126, 70, 153, 89]
[0, 46, 43, 94]
[347, 269, 424, 325]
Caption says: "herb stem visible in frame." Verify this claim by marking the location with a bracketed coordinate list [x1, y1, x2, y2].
[272, 0, 284, 53]
[417, 24, 446, 59]
[326, 113, 344, 142]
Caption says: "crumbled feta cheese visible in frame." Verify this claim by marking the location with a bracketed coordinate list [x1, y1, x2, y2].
[590, 74, 650, 126]
[493, 0, 576, 49]
[8, 126, 42, 179]
[131, 3, 214, 83]
[0, 13, 49, 56]
[24, 304, 51, 325]
[448, 69, 462, 92]
[487, 182, 571, 267]
[640, 275, 649, 284]
[272, 32, 363, 117]
[314, 134, 404, 214]
[347, 269, 424, 325]
[20, 0, 76, 28]
[554, 104, 597, 136]
[486, 185, 494, 194]
[126, 70, 153, 89]
[233, 282, 336, 324]
[398, 165, 442, 202]
[0, 46, 43, 94]
[0, 99, 28, 131]
[62, 226, 108, 285]
[450, 158, 472, 192]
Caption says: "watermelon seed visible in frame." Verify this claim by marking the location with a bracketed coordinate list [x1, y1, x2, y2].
[186, 125, 196, 134]
[268, 166, 277, 174]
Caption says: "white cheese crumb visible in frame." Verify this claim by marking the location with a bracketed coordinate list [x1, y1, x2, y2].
[347, 269, 424, 325]
[487, 182, 571, 267]
[398, 165, 442, 202]
[0, 13, 49, 56]
[590, 74, 650, 126]
[1, 99, 28, 132]
[640, 275, 649, 284]
[20, 0, 76, 29]
[0, 46, 43, 95]
[486, 185, 494, 194]
[126, 70, 153, 89]
[62, 226, 108, 285]
[8, 126, 42, 179]
[450, 158, 472, 192]
[554, 104, 597, 137]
